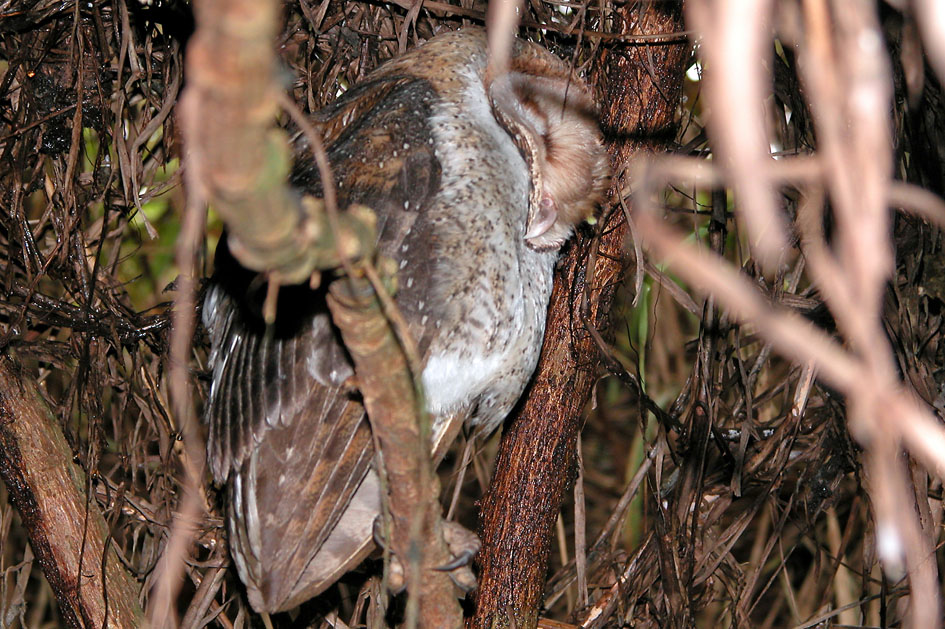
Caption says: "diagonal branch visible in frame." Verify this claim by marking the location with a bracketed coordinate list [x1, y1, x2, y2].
[0, 356, 144, 629]
[327, 270, 462, 629]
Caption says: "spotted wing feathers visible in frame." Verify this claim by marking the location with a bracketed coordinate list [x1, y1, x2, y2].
[202, 75, 444, 612]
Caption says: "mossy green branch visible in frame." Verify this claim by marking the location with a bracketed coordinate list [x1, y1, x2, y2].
[181, 0, 376, 285]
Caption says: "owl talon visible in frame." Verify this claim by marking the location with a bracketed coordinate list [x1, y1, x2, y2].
[435, 521, 481, 592]
[373, 517, 408, 593]
[448, 565, 478, 593]
[443, 521, 482, 560]
[433, 552, 474, 572]
[371, 515, 391, 549]
[372, 517, 480, 593]
[434, 521, 481, 570]
[387, 556, 407, 594]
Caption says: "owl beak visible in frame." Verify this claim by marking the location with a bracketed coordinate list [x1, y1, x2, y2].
[523, 196, 557, 241]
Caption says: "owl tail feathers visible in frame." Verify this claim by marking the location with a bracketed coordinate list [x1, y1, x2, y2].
[229, 472, 381, 613]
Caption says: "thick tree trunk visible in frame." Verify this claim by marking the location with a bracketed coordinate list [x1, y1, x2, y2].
[470, 5, 689, 628]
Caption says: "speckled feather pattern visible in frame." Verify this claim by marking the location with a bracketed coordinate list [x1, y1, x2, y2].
[202, 28, 605, 612]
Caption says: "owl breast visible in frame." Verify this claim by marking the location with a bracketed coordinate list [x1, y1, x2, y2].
[397, 76, 557, 435]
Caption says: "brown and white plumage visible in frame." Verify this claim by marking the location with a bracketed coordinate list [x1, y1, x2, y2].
[202, 28, 608, 613]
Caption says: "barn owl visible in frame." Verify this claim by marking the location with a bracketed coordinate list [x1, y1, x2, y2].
[202, 28, 608, 613]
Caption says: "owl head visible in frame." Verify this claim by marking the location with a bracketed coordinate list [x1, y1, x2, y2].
[488, 42, 610, 250]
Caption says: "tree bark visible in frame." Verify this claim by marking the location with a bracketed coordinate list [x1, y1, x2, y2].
[328, 273, 462, 629]
[470, 4, 689, 628]
[180, 0, 376, 286]
[0, 356, 144, 628]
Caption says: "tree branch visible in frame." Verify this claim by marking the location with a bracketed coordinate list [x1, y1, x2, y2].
[0, 356, 144, 628]
[179, 0, 375, 285]
[328, 270, 462, 629]
[470, 3, 689, 627]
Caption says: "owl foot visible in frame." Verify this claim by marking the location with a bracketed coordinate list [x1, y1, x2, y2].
[434, 521, 480, 592]
[372, 517, 480, 594]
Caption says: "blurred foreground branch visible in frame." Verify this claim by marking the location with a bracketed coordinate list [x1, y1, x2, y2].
[635, 1, 945, 625]
[328, 268, 462, 629]
[180, 0, 375, 286]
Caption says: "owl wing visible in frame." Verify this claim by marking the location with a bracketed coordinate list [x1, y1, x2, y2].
[203, 75, 445, 612]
